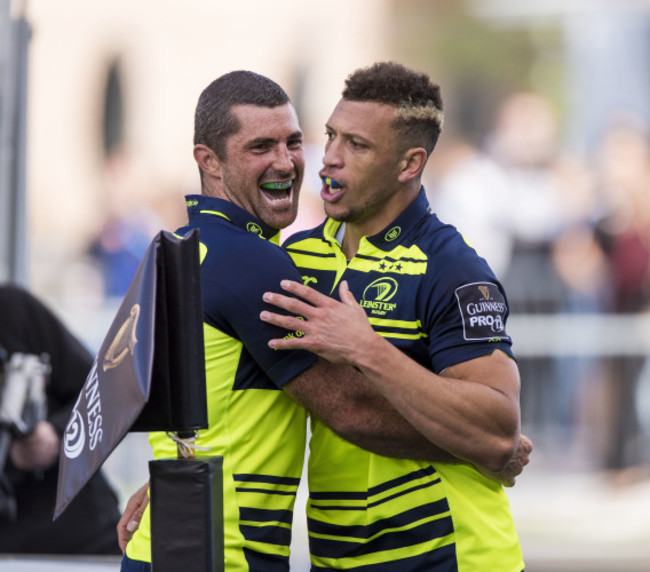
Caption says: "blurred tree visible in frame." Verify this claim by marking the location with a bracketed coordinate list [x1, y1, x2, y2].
[388, 0, 564, 145]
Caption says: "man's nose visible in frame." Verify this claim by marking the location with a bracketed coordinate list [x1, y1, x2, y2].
[274, 146, 294, 171]
[322, 139, 342, 168]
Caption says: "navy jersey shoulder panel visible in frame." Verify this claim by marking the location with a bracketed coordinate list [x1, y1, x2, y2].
[177, 214, 317, 388]
[409, 214, 513, 373]
[185, 194, 281, 240]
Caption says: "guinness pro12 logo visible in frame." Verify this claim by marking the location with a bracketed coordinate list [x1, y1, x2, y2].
[455, 282, 510, 341]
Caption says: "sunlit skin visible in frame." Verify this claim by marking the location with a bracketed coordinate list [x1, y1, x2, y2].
[319, 99, 427, 257]
[194, 103, 304, 230]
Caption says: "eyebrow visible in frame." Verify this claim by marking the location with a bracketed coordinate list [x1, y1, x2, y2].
[326, 124, 370, 144]
[245, 130, 303, 148]
[245, 137, 275, 148]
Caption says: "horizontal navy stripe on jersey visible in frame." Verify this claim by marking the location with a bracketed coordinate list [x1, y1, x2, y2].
[309, 515, 455, 559]
[233, 473, 301, 486]
[368, 479, 441, 509]
[310, 466, 437, 502]
[310, 481, 442, 511]
[239, 523, 292, 546]
[367, 466, 437, 496]
[240, 507, 294, 525]
[311, 542, 458, 572]
[243, 548, 290, 572]
[308, 500, 451, 538]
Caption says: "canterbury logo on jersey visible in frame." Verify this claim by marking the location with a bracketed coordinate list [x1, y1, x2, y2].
[246, 222, 263, 235]
[384, 226, 401, 241]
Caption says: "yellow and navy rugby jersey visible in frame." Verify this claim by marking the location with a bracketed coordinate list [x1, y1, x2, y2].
[283, 188, 524, 572]
[127, 195, 317, 571]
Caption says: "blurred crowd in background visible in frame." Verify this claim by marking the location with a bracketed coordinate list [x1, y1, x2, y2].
[428, 92, 650, 479]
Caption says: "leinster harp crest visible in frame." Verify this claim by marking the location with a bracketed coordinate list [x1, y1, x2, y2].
[103, 304, 140, 371]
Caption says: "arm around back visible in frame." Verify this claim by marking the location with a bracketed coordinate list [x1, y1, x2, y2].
[283, 358, 458, 463]
[264, 279, 523, 473]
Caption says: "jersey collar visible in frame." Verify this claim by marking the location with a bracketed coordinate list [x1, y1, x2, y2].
[185, 194, 281, 243]
[323, 187, 431, 251]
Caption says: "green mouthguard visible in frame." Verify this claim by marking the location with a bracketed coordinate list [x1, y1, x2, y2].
[260, 181, 292, 190]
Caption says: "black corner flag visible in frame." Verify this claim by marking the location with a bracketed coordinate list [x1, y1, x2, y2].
[54, 229, 207, 519]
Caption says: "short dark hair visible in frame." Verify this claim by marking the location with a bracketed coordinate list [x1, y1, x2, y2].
[342, 62, 443, 155]
[194, 70, 290, 160]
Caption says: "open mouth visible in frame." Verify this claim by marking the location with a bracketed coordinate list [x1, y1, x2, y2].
[260, 180, 293, 202]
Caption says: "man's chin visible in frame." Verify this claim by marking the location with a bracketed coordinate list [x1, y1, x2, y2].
[267, 212, 299, 231]
[324, 204, 354, 223]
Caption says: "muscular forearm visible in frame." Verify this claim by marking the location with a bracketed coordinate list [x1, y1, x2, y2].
[285, 361, 533, 487]
[302, 365, 531, 487]
[286, 360, 460, 462]
[327, 390, 460, 463]
[335, 423, 460, 463]
[352, 337, 520, 471]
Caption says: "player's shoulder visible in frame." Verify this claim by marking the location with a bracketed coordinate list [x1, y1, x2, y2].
[414, 213, 477, 258]
[413, 214, 498, 283]
[196, 220, 287, 261]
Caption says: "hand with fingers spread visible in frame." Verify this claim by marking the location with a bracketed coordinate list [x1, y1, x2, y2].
[261, 279, 373, 365]
[263, 275, 525, 476]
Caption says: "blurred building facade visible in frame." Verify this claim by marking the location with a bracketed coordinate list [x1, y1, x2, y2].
[19, 0, 392, 305]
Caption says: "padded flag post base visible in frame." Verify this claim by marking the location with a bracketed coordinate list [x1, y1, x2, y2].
[150, 456, 224, 572]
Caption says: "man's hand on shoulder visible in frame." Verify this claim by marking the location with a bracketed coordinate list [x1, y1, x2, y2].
[261, 279, 374, 366]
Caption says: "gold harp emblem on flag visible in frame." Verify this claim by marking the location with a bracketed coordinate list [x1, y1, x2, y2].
[478, 285, 490, 301]
[103, 304, 140, 371]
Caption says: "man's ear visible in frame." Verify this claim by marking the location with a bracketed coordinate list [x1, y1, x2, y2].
[397, 148, 427, 183]
[193, 144, 222, 177]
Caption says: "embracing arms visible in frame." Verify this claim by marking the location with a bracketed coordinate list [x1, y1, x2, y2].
[262, 279, 531, 481]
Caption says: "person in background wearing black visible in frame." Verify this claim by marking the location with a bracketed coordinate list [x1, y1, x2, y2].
[0, 284, 121, 555]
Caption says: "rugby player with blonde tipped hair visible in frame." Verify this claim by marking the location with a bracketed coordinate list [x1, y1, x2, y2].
[262, 62, 531, 572]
